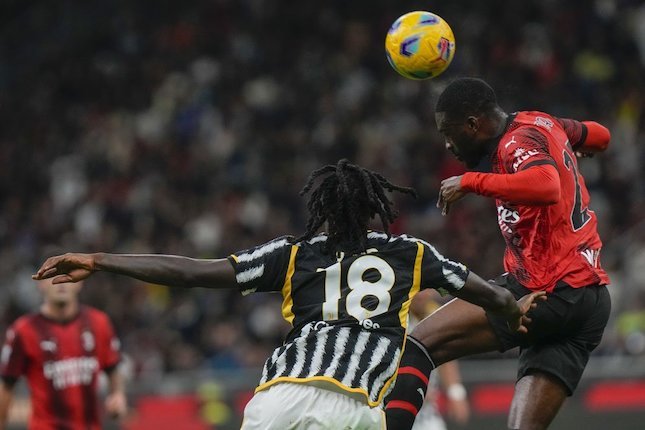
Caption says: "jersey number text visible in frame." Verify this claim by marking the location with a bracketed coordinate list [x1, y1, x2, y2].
[320, 255, 394, 322]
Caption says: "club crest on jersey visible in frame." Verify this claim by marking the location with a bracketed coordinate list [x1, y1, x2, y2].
[534, 116, 553, 131]
[82, 331, 95, 352]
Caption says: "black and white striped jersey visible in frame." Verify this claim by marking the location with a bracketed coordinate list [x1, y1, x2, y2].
[228, 231, 469, 406]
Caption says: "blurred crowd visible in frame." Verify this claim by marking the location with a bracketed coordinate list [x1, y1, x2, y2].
[1, 0, 644, 378]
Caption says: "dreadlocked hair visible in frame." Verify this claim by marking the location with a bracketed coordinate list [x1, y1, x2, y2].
[292, 159, 417, 255]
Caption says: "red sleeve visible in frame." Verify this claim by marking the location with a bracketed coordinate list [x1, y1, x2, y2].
[555, 117, 610, 152]
[580, 121, 610, 152]
[461, 164, 560, 205]
[0, 325, 27, 381]
[95, 313, 120, 371]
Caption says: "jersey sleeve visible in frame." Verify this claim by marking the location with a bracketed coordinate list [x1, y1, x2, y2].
[499, 126, 556, 173]
[96, 314, 121, 371]
[0, 325, 27, 383]
[418, 241, 469, 296]
[227, 236, 295, 295]
[555, 117, 587, 150]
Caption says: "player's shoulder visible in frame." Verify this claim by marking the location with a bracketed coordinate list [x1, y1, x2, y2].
[509, 111, 562, 138]
[513, 111, 557, 127]
[5, 313, 40, 339]
[500, 111, 557, 152]
[366, 231, 431, 251]
[11, 313, 41, 330]
[232, 235, 295, 261]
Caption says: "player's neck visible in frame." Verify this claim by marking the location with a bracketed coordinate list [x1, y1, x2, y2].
[489, 107, 509, 138]
[480, 107, 509, 153]
[40, 301, 80, 322]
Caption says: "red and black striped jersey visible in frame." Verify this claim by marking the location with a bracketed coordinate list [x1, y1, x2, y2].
[0, 306, 120, 430]
[491, 111, 610, 291]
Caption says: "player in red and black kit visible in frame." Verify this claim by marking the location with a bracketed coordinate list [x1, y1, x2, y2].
[0, 275, 126, 430]
[385, 78, 611, 430]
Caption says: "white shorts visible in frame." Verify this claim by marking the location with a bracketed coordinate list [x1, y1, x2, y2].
[241, 382, 386, 430]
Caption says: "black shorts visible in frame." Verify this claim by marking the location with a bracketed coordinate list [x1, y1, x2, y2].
[485, 274, 611, 395]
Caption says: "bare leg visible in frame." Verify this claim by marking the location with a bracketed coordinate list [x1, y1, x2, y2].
[508, 371, 567, 430]
[410, 298, 502, 365]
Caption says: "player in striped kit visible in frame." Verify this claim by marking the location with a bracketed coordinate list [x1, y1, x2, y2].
[33, 160, 543, 429]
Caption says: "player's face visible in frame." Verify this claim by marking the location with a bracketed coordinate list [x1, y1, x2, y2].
[38, 278, 82, 306]
[435, 112, 484, 168]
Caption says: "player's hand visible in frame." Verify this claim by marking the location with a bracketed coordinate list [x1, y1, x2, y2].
[447, 397, 470, 424]
[105, 391, 128, 419]
[437, 175, 467, 216]
[32, 253, 96, 284]
[508, 291, 547, 333]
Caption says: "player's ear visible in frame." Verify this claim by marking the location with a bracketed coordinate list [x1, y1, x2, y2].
[466, 115, 479, 132]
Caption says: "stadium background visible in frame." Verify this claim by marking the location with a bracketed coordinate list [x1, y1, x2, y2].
[1, 0, 644, 428]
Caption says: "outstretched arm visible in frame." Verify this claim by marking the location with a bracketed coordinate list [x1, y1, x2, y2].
[437, 164, 560, 214]
[33, 253, 238, 289]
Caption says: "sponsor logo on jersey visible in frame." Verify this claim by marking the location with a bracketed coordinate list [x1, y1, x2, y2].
[581, 247, 601, 268]
[43, 357, 99, 390]
[504, 135, 517, 148]
[497, 205, 520, 234]
[534, 116, 554, 131]
[417, 387, 426, 402]
[511, 148, 540, 172]
[360, 318, 380, 330]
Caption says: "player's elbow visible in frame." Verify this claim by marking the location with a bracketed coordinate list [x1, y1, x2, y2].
[541, 183, 560, 205]
[583, 121, 610, 152]
[528, 165, 560, 205]
[543, 167, 561, 204]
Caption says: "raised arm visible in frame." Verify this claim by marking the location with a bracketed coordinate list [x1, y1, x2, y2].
[33, 253, 238, 290]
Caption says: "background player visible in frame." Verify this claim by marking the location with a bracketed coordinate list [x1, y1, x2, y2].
[33, 160, 543, 430]
[0, 275, 126, 430]
[385, 78, 612, 430]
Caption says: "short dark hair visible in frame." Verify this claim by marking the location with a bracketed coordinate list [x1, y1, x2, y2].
[435, 77, 498, 119]
[294, 159, 416, 255]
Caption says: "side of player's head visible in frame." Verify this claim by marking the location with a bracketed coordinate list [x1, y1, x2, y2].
[294, 159, 416, 254]
[434, 78, 500, 168]
[435, 77, 498, 120]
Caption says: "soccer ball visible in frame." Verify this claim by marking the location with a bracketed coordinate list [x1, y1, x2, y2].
[385, 11, 456, 80]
